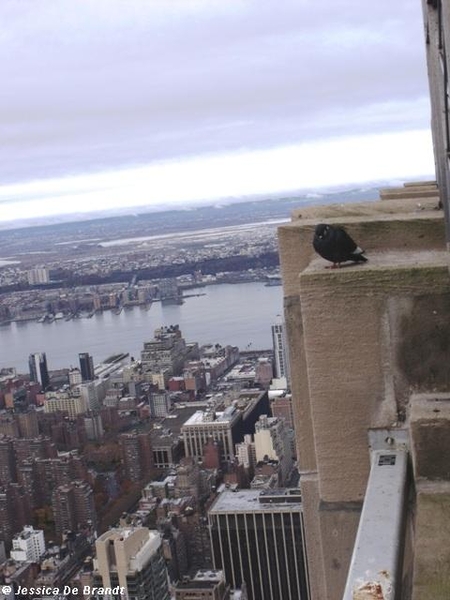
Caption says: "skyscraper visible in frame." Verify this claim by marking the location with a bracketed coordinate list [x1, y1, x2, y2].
[94, 527, 170, 600]
[52, 480, 96, 541]
[79, 352, 95, 382]
[119, 432, 154, 482]
[209, 489, 309, 600]
[28, 352, 50, 391]
[0, 438, 16, 486]
[271, 316, 290, 384]
[0, 483, 31, 549]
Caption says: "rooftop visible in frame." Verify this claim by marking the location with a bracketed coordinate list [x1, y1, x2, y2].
[209, 488, 302, 514]
[183, 406, 240, 427]
[13, 526, 43, 541]
[175, 570, 226, 590]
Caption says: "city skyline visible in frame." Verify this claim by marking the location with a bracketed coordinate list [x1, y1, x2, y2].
[1, 0, 434, 224]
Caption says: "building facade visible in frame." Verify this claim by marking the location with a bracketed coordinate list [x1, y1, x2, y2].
[270, 395, 294, 429]
[27, 267, 50, 286]
[182, 407, 241, 462]
[254, 415, 293, 486]
[271, 316, 290, 384]
[149, 391, 172, 418]
[208, 489, 309, 600]
[0, 437, 16, 485]
[10, 526, 46, 563]
[0, 483, 31, 549]
[79, 352, 95, 382]
[174, 570, 231, 600]
[235, 434, 256, 470]
[78, 380, 102, 411]
[141, 325, 198, 379]
[43, 391, 88, 419]
[52, 480, 96, 540]
[94, 527, 170, 600]
[119, 432, 154, 482]
[28, 353, 50, 391]
[16, 411, 39, 439]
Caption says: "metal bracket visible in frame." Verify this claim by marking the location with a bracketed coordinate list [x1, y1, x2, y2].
[368, 428, 409, 453]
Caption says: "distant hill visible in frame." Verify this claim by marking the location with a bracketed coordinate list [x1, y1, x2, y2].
[0, 187, 380, 247]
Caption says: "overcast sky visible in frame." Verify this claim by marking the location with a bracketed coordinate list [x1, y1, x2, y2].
[0, 0, 435, 224]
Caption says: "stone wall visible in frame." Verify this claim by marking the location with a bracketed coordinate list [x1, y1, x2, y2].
[278, 192, 449, 599]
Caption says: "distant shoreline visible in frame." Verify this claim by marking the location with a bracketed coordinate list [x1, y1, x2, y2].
[0, 185, 383, 234]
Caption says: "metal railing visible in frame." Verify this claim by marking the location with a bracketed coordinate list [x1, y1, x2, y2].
[342, 435, 408, 600]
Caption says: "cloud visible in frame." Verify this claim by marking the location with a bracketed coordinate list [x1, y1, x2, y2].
[0, 0, 433, 221]
[0, 129, 435, 223]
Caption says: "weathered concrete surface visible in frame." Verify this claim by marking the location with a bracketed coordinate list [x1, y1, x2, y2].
[412, 483, 450, 600]
[300, 251, 450, 503]
[379, 187, 439, 201]
[410, 394, 450, 480]
[318, 501, 362, 597]
[410, 394, 450, 598]
[277, 194, 448, 600]
[298, 473, 327, 600]
[403, 180, 437, 187]
[283, 294, 317, 471]
[289, 195, 443, 222]
[279, 200, 446, 297]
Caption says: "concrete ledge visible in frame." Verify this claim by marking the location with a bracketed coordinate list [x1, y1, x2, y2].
[380, 181, 438, 200]
[380, 188, 439, 201]
[301, 250, 449, 297]
[403, 179, 437, 188]
[403, 180, 437, 188]
[278, 204, 446, 296]
[290, 196, 442, 221]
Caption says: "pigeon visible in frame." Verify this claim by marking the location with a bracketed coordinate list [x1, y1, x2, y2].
[313, 223, 367, 268]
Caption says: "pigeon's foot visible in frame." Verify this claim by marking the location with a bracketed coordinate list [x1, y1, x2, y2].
[325, 261, 365, 269]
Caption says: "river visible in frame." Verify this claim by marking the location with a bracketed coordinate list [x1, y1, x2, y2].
[0, 282, 283, 373]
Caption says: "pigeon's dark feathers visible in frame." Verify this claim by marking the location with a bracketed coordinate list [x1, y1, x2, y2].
[313, 223, 367, 266]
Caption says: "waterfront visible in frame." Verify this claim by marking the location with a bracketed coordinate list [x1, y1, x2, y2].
[0, 282, 283, 373]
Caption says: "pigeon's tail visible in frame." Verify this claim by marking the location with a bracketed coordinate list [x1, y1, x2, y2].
[350, 249, 368, 263]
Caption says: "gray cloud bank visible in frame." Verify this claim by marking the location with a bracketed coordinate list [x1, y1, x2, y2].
[0, 0, 430, 187]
